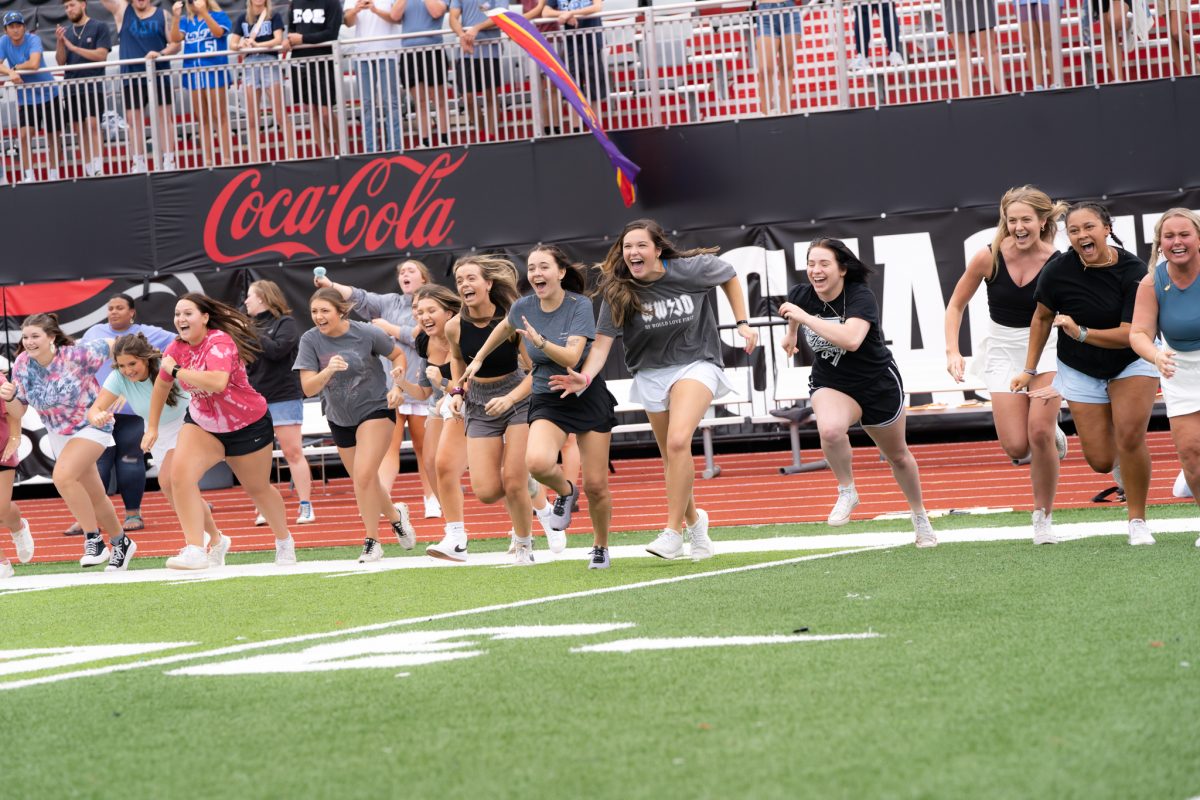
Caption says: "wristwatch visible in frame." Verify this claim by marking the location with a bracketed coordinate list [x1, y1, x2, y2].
[1076, 326, 1089, 343]
[171, 364, 182, 378]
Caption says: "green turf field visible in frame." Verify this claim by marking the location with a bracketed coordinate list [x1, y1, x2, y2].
[2, 510, 1199, 799]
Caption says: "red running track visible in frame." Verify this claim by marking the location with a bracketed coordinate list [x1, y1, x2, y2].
[13, 431, 1194, 563]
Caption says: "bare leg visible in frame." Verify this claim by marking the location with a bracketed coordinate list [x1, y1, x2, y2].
[646, 380, 713, 532]
[1108, 376, 1158, 520]
[578, 430, 613, 547]
[863, 411, 926, 515]
[810, 387, 862, 487]
[274, 424, 312, 505]
[52, 439, 122, 538]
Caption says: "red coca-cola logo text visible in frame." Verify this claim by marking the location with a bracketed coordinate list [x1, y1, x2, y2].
[203, 153, 465, 264]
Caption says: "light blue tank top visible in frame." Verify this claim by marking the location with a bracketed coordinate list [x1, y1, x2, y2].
[1152, 261, 1200, 352]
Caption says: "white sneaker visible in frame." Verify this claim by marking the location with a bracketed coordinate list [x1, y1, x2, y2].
[166, 544, 208, 570]
[1194, 533, 1200, 548]
[427, 531, 468, 562]
[10, 518, 33, 563]
[1054, 426, 1068, 461]
[0, 560, 12, 579]
[21, 170, 37, 184]
[646, 529, 684, 560]
[131, 155, 147, 174]
[887, 51, 906, 67]
[390, 503, 416, 550]
[1032, 509, 1058, 545]
[913, 513, 937, 548]
[513, 537, 535, 566]
[850, 54, 869, 72]
[1128, 519, 1155, 546]
[827, 485, 859, 527]
[84, 158, 103, 177]
[275, 536, 298, 566]
[424, 495, 442, 518]
[162, 153, 177, 171]
[545, 527, 567, 554]
[505, 528, 518, 555]
[254, 513, 267, 526]
[296, 502, 316, 524]
[207, 532, 231, 567]
[358, 537, 383, 563]
[688, 508, 713, 561]
[46, 168, 59, 181]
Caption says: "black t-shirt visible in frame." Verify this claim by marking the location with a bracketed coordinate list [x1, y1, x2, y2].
[1033, 247, 1146, 379]
[786, 281, 894, 393]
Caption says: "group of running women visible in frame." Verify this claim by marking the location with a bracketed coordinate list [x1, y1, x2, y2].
[2, 204, 1198, 578]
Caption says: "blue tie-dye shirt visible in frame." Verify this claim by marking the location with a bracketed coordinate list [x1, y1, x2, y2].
[12, 340, 114, 436]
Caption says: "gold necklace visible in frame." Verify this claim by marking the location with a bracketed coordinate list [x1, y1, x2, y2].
[1082, 247, 1116, 269]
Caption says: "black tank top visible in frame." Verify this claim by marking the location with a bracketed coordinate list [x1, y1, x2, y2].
[458, 316, 519, 378]
[986, 249, 1052, 328]
[417, 331, 454, 381]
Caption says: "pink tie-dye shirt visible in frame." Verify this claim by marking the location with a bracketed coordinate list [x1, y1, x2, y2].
[163, 329, 267, 434]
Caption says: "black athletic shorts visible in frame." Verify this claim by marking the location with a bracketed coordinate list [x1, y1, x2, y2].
[811, 363, 905, 428]
[291, 58, 337, 106]
[328, 407, 395, 448]
[61, 82, 105, 122]
[401, 48, 447, 88]
[184, 411, 276, 457]
[527, 377, 617, 435]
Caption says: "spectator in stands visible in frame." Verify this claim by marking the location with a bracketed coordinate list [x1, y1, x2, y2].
[449, 0, 504, 137]
[851, 1, 905, 71]
[465, 246, 617, 568]
[231, 0, 292, 162]
[87, 333, 227, 553]
[779, 239, 937, 548]
[343, 0, 403, 153]
[944, 186, 1069, 544]
[1157, 0, 1197, 76]
[8, 315, 132, 570]
[434, 256, 552, 565]
[56, 0, 112, 177]
[294, 288, 417, 563]
[1012, 202, 1158, 546]
[101, 0, 181, 173]
[542, 0, 606, 130]
[1092, 0, 1128, 82]
[81, 293, 175, 535]
[1, 11, 63, 183]
[755, 1, 801, 115]
[283, 0, 343, 157]
[315, 262, 438, 516]
[555, 220, 758, 561]
[1015, 0, 1054, 89]
[399, 0, 450, 147]
[0, 372, 33, 580]
[170, 0, 233, 167]
[150, 293, 297, 569]
[411, 284, 470, 559]
[943, 0, 1004, 96]
[244, 280, 315, 526]
[1130, 209, 1200, 546]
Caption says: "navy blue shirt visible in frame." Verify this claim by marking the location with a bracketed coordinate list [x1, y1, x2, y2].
[63, 19, 113, 79]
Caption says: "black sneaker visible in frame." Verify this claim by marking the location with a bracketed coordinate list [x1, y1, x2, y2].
[79, 532, 110, 568]
[547, 481, 579, 531]
[587, 546, 610, 570]
[105, 535, 138, 572]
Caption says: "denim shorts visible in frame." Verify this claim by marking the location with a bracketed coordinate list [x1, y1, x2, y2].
[1051, 358, 1160, 404]
[268, 399, 304, 427]
[757, 1, 803, 36]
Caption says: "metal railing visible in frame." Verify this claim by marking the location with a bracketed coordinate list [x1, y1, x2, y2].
[0, 0, 1196, 184]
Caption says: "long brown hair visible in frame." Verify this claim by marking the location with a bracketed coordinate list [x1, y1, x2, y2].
[529, 245, 588, 294]
[595, 219, 718, 327]
[309, 287, 356, 318]
[177, 293, 262, 364]
[249, 279, 292, 317]
[989, 186, 1068, 280]
[20, 313, 74, 351]
[453, 255, 520, 323]
[413, 283, 462, 316]
[113, 333, 183, 408]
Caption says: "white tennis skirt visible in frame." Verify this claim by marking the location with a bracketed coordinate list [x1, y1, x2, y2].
[1160, 348, 1200, 418]
[974, 320, 1059, 394]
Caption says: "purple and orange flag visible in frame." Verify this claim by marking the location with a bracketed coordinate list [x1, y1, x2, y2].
[486, 8, 640, 207]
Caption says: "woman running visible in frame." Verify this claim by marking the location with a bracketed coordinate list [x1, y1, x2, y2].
[245, 279, 315, 525]
[0, 372, 33, 579]
[8, 314, 132, 570]
[412, 284, 472, 561]
[1012, 202, 1159, 546]
[552, 220, 758, 561]
[1130, 208, 1200, 546]
[315, 261, 438, 516]
[431, 256, 549, 565]
[148, 293, 296, 569]
[945, 185, 1069, 544]
[779, 239, 935, 546]
[465, 245, 618, 569]
[87, 333, 226, 555]
[294, 288, 417, 563]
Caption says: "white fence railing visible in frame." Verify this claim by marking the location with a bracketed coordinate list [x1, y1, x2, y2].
[1, 0, 1196, 183]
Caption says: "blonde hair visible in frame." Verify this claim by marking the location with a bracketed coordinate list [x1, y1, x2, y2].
[453, 255, 520, 323]
[397, 259, 433, 288]
[248, 279, 291, 317]
[989, 186, 1068, 280]
[1147, 208, 1200, 268]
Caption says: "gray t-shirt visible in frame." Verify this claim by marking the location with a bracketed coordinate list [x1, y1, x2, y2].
[596, 254, 736, 374]
[348, 286, 425, 404]
[293, 320, 395, 426]
[508, 291, 596, 394]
